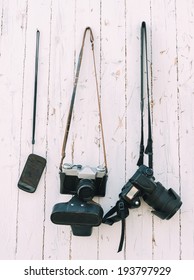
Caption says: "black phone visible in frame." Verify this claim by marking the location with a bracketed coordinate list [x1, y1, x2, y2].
[18, 154, 46, 193]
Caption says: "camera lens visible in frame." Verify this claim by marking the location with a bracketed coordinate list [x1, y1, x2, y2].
[77, 179, 95, 201]
[143, 182, 182, 219]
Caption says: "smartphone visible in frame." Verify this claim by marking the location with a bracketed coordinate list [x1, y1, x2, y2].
[18, 153, 46, 193]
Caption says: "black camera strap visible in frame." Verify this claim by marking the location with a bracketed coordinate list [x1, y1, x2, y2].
[103, 21, 153, 252]
[32, 30, 40, 149]
[137, 21, 153, 169]
[59, 27, 107, 172]
[103, 199, 129, 252]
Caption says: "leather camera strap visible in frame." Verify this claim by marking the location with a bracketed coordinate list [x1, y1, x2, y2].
[59, 27, 107, 171]
[137, 21, 153, 169]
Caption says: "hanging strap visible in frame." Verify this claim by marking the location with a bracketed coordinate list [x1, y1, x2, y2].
[102, 199, 129, 252]
[59, 27, 107, 171]
[103, 22, 153, 253]
[137, 21, 153, 169]
[32, 30, 40, 148]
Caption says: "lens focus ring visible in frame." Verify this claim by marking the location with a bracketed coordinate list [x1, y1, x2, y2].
[77, 179, 95, 201]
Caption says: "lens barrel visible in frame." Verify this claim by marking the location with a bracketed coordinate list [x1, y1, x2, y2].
[143, 182, 182, 219]
[77, 179, 95, 201]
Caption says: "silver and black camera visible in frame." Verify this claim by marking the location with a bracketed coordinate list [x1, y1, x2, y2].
[51, 27, 108, 237]
[51, 164, 108, 236]
[60, 163, 107, 201]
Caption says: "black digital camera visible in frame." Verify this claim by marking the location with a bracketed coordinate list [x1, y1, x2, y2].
[60, 163, 107, 201]
[120, 165, 182, 220]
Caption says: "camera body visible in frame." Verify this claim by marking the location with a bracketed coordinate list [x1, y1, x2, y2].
[60, 163, 107, 201]
[120, 165, 182, 219]
[51, 163, 108, 236]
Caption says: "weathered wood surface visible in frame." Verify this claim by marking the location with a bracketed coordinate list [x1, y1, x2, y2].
[0, 0, 193, 260]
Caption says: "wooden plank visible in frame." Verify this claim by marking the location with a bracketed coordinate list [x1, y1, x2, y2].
[176, 0, 194, 260]
[0, 0, 28, 260]
[125, 0, 152, 259]
[151, 0, 181, 259]
[43, 0, 76, 260]
[69, 0, 102, 260]
[15, 0, 52, 259]
[99, 0, 126, 259]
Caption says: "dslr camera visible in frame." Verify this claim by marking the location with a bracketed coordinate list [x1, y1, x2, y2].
[120, 165, 182, 219]
[51, 163, 108, 236]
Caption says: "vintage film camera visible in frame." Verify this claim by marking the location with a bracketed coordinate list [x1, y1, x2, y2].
[51, 27, 108, 236]
[51, 164, 108, 236]
[120, 165, 182, 219]
[59, 164, 107, 201]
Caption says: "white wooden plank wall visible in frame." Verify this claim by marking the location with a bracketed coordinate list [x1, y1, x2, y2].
[0, 0, 193, 260]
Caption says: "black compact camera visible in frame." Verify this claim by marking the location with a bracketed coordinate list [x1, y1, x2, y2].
[60, 164, 107, 201]
[120, 165, 182, 220]
[51, 163, 108, 236]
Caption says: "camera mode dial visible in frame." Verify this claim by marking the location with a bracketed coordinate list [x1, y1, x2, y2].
[144, 167, 153, 177]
